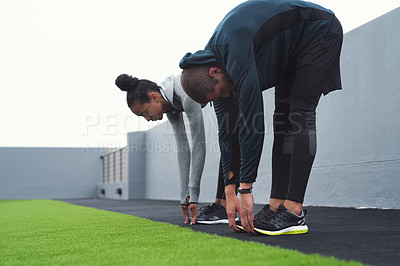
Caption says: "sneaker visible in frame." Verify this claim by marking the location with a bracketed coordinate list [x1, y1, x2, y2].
[196, 203, 229, 224]
[237, 204, 275, 232]
[254, 204, 308, 235]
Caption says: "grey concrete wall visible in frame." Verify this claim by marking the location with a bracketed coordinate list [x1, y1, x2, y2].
[144, 121, 180, 201]
[96, 132, 147, 200]
[0, 147, 103, 199]
[140, 8, 400, 209]
[127, 131, 147, 199]
[97, 182, 127, 200]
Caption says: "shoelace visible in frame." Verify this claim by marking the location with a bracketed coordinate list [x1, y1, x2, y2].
[254, 204, 275, 221]
[270, 208, 306, 227]
[199, 203, 219, 215]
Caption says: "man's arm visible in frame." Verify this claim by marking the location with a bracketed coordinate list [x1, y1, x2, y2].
[214, 95, 244, 231]
[214, 45, 264, 232]
[211, 35, 265, 232]
[213, 95, 237, 184]
[236, 69, 265, 184]
[211, 41, 265, 184]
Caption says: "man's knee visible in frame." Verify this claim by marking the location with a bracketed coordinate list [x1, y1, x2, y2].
[273, 102, 291, 135]
[289, 95, 320, 133]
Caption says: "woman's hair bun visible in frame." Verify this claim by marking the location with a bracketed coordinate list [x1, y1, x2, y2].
[115, 74, 139, 92]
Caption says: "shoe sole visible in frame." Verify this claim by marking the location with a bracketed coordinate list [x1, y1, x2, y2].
[197, 217, 239, 225]
[236, 224, 246, 232]
[254, 225, 308, 235]
[196, 219, 229, 224]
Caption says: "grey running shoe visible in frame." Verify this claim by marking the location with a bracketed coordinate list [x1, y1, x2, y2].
[196, 203, 229, 224]
[254, 204, 308, 235]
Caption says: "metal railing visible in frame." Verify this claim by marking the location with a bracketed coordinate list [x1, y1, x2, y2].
[100, 147, 127, 184]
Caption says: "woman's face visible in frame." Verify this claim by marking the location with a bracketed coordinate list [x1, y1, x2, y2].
[130, 93, 164, 121]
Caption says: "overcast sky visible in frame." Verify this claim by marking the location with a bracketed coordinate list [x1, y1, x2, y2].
[1, 0, 400, 148]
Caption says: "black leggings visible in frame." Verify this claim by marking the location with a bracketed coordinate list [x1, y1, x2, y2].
[270, 48, 322, 203]
[268, 16, 344, 203]
[270, 98, 319, 203]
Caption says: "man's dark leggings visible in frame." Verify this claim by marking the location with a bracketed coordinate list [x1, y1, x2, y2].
[270, 97, 320, 203]
[270, 16, 342, 203]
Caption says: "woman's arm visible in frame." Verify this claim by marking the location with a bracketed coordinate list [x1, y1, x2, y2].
[181, 97, 206, 205]
[166, 112, 190, 205]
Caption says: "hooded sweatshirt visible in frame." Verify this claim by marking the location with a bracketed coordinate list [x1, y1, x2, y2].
[159, 73, 206, 205]
[179, 0, 336, 184]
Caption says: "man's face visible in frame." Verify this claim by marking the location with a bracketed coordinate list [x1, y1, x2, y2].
[206, 70, 232, 102]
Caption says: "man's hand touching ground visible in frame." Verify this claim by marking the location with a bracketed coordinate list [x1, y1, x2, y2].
[225, 184, 240, 232]
[239, 193, 254, 233]
[238, 182, 254, 233]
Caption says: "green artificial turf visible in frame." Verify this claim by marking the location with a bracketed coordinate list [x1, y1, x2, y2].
[0, 200, 362, 265]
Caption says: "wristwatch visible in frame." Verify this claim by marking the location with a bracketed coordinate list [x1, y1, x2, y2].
[237, 187, 252, 194]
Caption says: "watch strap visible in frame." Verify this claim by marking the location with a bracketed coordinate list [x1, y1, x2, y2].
[237, 187, 252, 194]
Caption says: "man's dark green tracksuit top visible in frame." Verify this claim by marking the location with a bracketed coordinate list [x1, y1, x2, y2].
[179, 0, 337, 184]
